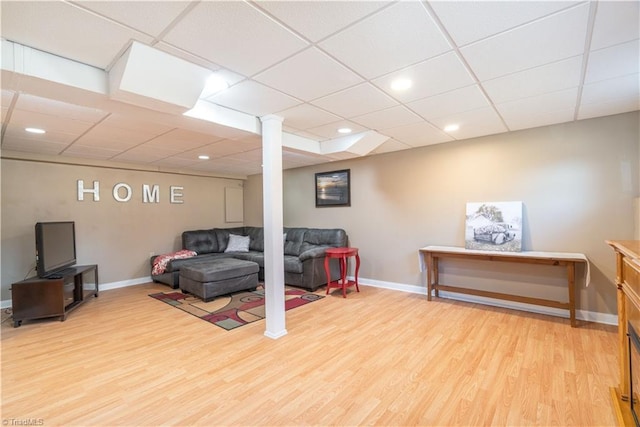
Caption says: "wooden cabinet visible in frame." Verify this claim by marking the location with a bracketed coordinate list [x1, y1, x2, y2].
[11, 264, 98, 327]
[607, 241, 640, 426]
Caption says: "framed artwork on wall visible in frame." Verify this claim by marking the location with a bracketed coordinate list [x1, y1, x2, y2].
[465, 201, 523, 252]
[315, 169, 351, 207]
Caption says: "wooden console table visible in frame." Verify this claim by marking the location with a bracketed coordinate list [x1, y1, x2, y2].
[419, 246, 589, 327]
[607, 240, 640, 426]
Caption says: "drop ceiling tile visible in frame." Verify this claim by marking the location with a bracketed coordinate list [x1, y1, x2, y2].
[276, 103, 342, 131]
[1, 134, 68, 155]
[178, 140, 260, 160]
[429, 107, 508, 140]
[283, 150, 326, 167]
[581, 74, 640, 106]
[372, 51, 474, 102]
[311, 83, 398, 119]
[9, 109, 94, 134]
[380, 122, 452, 148]
[101, 114, 174, 134]
[319, 1, 451, 79]
[585, 40, 640, 84]
[429, 1, 578, 46]
[190, 157, 257, 174]
[62, 144, 121, 160]
[3, 124, 81, 144]
[143, 128, 221, 150]
[591, 0, 640, 50]
[497, 88, 579, 128]
[152, 157, 200, 168]
[208, 80, 301, 117]
[162, 1, 309, 76]
[482, 56, 583, 104]
[504, 107, 576, 131]
[15, 94, 107, 122]
[254, 48, 363, 101]
[578, 98, 640, 121]
[370, 138, 412, 154]
[226, 148, 263, 162]
[351, 106, 423, 131]
[256, 1, 392, 42]
[74, 1, 192, 38]
[111, 146, 179, 163]
[460, 3, 590, 81]
[407, 85, 489, 121]
[76, 125, 157, 150]
[307, 120, 369, 140]
[0, 1, 153, 69]
[282, 127, 325, 141]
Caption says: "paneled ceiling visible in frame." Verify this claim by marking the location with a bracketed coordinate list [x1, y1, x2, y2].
[1, 0, 638, 178]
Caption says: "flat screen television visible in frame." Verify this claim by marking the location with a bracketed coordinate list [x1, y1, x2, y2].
[35, 221, 77, 278]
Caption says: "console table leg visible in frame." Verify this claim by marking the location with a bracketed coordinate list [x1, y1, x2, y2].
[426, 253, 433, 301]
[433, 257, 440, 298]
[568, 262, 576, 327]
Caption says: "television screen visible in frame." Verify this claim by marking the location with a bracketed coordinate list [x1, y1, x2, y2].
[35, 221, 77, 278]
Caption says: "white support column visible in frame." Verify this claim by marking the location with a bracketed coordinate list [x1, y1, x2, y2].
[260, 114, 287, 339]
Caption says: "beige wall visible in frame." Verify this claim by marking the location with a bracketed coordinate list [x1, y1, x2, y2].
[246, 112, 639, 316]
[1, 158, 243, 300]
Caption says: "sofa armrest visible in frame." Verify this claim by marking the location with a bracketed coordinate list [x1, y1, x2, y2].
[299, 247, 330, 261]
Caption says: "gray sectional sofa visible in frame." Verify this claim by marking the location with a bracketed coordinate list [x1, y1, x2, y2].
[150, 226, 348, 292]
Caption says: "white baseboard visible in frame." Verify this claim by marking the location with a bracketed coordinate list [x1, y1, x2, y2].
[354, 276, 619, 326]
[100, 276, 152, 291]
[0, 276, 153, 310]
[2, 275, 618, 326]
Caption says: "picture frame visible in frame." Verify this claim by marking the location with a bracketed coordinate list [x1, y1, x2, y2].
[315, 169, 351, 207]
[465, 201, 523, 252]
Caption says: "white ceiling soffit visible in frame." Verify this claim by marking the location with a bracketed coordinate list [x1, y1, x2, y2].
[2, 39, 386, 160]
[282, 130, 389, 157]
[108, 41, 210, 114]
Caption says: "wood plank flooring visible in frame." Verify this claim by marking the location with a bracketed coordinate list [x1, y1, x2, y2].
[1, 282, 619, 426]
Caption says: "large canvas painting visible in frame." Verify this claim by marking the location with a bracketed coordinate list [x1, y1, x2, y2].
[465, 201, 523, 252]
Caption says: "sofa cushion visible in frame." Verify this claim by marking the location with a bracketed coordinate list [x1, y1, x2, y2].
[284, 227, 307, 256]
[283, 255, 303, 274]
[245, 227, 264, 252]
[301, 228, 347, 253]
[182, 229, 218, 254]
[225, 234, 250, 252]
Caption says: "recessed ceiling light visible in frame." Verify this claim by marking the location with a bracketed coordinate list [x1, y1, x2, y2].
[25, 127, 46, 134]
[338, 127, 352, 134]
[444, 124, 460, 132]
[198, 155, 210, 160]
[390, 78, 412, 91]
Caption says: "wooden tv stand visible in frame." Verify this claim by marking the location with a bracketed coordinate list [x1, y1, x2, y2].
[11, 264, 99, 327]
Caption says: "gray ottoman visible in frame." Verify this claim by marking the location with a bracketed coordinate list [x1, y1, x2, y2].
[179, 258, 259, 302]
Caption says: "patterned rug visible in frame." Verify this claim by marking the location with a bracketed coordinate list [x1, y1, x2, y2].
[149, 286, 324, 330]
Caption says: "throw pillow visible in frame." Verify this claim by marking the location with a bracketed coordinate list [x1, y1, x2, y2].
[225, 234, 250, 252]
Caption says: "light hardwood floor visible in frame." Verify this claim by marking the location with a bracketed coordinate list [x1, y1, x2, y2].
[1, 282, 619, 426]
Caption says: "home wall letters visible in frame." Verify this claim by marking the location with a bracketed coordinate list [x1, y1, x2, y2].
[77, 180, 184, 204]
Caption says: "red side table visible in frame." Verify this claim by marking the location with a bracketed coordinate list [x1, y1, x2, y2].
[324, 247, 360, 298]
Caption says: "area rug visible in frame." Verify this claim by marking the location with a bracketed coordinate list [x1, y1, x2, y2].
[149, 287, 324, 331]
